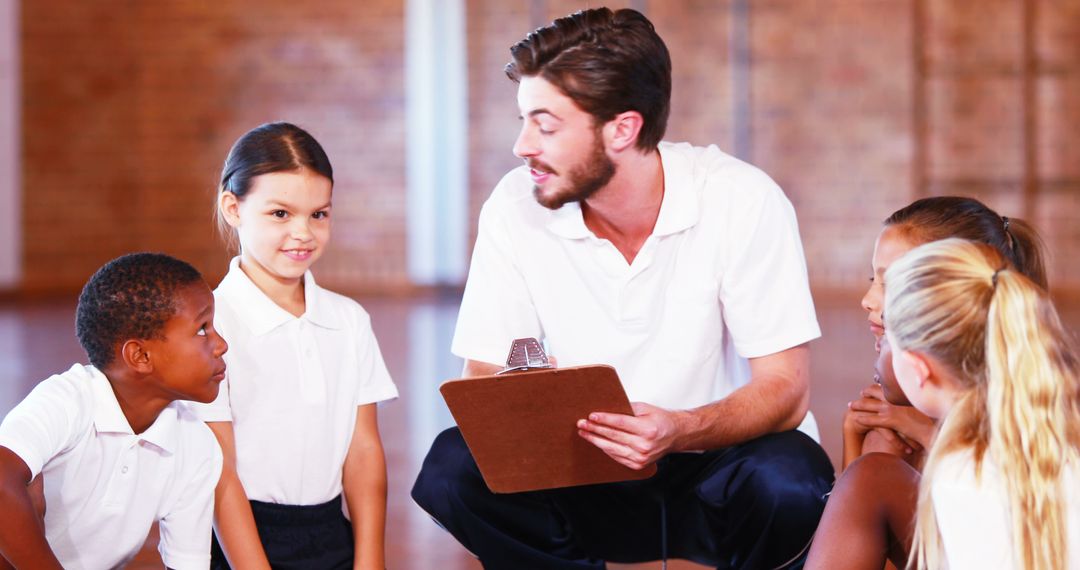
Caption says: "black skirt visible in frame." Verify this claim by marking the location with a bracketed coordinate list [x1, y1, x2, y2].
[210, 494, 354, 570]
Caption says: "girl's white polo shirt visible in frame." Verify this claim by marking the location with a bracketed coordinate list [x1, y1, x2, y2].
[192, 258, 398, 506]
[0, 364, 223, 570]
[932, 451, 1080, 569]
[453, 142, 821, 433]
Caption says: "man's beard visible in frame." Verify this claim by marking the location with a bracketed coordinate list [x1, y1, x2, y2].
[532, 134, 616, 210]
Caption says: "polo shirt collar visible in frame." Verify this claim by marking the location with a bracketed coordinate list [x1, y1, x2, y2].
[652, 142, 699, 236]
[545, 142, 699, 240]
[89, 366, 178, 454]
[546, 201, 591, 239]
[217, 257, 343, 336]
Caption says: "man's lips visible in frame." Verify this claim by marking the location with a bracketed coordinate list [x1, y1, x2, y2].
[529, 168, 552, 184]
[527, 160, 557, 184]
[211, 368, 226, 382]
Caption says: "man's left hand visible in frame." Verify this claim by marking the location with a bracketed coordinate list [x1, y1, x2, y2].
[576, 402, 685, 470]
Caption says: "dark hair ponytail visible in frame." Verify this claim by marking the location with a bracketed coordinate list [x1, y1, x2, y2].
[884, 196, 1048, 289]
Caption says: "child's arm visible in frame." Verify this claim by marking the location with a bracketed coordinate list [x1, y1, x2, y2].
[841, 404, 870, 470]
[0, 447, 62, 569]
[342, 404, 387, 570]
[849, 385, 936, 450]
[205, 422, 272, 570]
[842, 391, 917, 470]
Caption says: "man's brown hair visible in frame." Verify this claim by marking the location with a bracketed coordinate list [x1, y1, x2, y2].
[506, 8, 671, 151]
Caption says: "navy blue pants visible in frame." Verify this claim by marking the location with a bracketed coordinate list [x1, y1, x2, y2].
[210, 495, 354, 570]
[412, 428, 834, 569]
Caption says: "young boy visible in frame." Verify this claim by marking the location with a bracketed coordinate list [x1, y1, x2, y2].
[0, 253, 228, 569]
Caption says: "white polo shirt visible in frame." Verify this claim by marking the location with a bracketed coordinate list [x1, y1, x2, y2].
[192, 258, 398, 506]
[453, 142, 821, 433]
[933, 451, 1080, 569]
[0, 364, 222, 570]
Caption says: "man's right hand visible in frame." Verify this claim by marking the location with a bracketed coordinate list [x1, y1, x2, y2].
[576, 402, 686, 470]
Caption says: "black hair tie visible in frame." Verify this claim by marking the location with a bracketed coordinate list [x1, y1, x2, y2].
[992, 267, 1005, 288]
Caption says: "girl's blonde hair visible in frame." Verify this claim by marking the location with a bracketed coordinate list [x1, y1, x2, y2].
[884, 238, 1080, 570]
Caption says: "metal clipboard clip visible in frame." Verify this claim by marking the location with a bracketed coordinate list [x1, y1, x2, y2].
[495, 337, 554, 375]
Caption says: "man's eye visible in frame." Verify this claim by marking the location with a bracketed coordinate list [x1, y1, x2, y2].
[271, 210, 288, 219]
[313, 211, 329, 220]
[197, 325, 208, 337]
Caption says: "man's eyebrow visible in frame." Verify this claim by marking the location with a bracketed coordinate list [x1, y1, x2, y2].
[519, 108, 562, 121]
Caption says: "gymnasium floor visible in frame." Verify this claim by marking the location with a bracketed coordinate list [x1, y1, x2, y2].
[2, 292, 1077, 569]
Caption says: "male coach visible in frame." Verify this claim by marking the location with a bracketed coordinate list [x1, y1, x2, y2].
[413, 8, 834, 569]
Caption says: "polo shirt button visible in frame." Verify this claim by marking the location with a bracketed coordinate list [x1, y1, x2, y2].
[121, 466, 129, 474]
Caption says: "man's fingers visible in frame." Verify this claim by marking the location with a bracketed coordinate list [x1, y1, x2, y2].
[577, 430, 650, 470]
[577, 419, 642, 450]
[586, 412, 647, 433]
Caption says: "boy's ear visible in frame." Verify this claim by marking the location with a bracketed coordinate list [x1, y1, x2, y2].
[120, 339, 153, 374]
[218, 192, 242, 229]
[603, 110, 644, 153]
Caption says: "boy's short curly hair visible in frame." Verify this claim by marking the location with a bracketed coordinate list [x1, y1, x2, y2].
[76, 253, 204, 370]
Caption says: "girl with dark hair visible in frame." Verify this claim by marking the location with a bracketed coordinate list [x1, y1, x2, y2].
[193, 122, 398, 570]
[845, 196, 1047, 471]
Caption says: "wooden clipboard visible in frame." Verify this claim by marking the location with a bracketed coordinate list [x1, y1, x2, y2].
[440, 363, 658, 494]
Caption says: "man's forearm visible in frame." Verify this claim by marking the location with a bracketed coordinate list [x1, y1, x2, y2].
[674, 371, 809, 451]
[462, 359, 501, 378]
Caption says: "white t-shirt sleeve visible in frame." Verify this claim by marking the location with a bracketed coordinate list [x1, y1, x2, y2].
[718, 175, 821, 358]
[353, 308, 398, 406]
[932, 453, 1013, 569]
[452, 194, 544, 366]
[0, 374, 86, 477]
[157, 429, 224, 570]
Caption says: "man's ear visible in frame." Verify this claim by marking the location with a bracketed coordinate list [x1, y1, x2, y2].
[218, 191, 242, 229]
[603, 110, 644, 153]
[120, 339, 153, 375]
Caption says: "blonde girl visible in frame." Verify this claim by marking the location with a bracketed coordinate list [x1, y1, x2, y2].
[886, 238, 1080, 570]
[194, 122, 398, 569]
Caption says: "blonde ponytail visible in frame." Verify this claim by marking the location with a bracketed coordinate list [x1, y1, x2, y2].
[984, 269, 1078, 569]
[884, 238, 1080, 570]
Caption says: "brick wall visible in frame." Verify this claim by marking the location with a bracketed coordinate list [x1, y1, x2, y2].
[19, 0, 1080, 295]
[21, 0, 407, 295]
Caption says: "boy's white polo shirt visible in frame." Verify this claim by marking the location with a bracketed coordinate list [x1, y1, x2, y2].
[192, 258, 398, 506]
[453, 142, 821, 434]
[0, 363, 223, 570]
